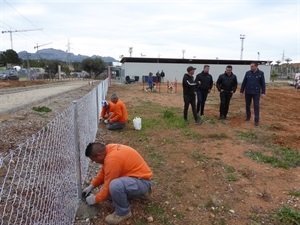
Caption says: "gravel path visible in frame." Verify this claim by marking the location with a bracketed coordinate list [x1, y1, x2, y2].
[0, 81, 95, 114]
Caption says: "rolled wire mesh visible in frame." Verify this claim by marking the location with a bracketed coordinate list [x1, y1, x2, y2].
[0, 79, 109, 225]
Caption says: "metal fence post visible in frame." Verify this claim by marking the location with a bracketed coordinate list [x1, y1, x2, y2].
[96, 85, 99, 124]
[73, 100, 82, 199]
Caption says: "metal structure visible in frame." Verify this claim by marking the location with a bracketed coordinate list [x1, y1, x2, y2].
[34, 42, 53, 50]
[240, 34, 245, 60]
[0, 78, 110, 225]
[1, 28, 43, 50]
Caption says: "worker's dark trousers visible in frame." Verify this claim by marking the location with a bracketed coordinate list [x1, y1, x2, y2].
[197, 90, 209, 116]
[219, 91, 233, 118]
[245, 94, 260, 123]
[183, 94, 198, 121]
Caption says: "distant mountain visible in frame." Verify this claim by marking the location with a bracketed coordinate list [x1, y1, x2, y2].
[18, 48, 118, 63]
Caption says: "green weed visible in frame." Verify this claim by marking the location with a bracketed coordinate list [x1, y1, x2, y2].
[223, 165, 236, 173]
[288, 190, 300, 197]
[237, 130, 258, 141]
[275, 206, 300, 224]
[190, 150, 209, 162]
[207, 133, 229, 140]
[245, 146, 300, 168]
[32, 106, 52, 113]
[226, 174, 238, 182]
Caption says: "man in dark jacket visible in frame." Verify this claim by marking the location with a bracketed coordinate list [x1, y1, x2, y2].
[216, 65, 238, 120]
[195, 65, 213, 116]
[240, 62, 266, 126]
[182, 66, 200, 124]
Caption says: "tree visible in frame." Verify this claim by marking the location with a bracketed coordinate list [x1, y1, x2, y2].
[81, 57, 106, 75]
[0, 49, 22, 66]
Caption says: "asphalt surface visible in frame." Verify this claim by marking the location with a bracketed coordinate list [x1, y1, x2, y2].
[0, 81, 94, 115]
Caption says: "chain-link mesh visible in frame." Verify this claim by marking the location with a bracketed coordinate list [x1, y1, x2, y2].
[0, 79, 109, 225]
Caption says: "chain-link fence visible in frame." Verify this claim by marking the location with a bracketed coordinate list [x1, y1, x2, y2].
[0, 78, 110, 225]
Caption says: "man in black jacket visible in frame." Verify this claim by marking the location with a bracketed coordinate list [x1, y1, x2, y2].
[182, 66, 200, 124]
[195, 65, 213, 116]
[216, 65, 238, 120]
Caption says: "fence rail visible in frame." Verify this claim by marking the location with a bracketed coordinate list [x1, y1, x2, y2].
[0, 78, 109, 225]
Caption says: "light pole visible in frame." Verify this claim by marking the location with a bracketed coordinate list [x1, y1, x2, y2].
[257, 52, 260, 61]
[182, 49, 186, 59]
[240, 34, 245, 60]
[129, 47, 133, 57]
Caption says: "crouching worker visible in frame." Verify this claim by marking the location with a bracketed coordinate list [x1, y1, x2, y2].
[82, 143, 153, 224]
[106, 94, 128, 130]
[100, 100, 115, 122]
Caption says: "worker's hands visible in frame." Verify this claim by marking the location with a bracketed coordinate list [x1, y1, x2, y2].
[198, 81, 201, 85]
[220, 89, 224, 92]
[104, 119, 109, 124]
[82, 184, 94, 198]
[86, 194, 96, 205]
[261, 94, 266, 98]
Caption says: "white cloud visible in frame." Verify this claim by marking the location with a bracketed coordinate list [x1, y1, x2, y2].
[0, 0, 299, 62]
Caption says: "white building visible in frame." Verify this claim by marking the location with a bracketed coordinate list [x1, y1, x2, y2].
[120, 57, 272, 83]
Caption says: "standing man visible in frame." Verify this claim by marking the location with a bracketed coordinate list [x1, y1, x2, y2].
[240, 62, 266, 126]
[216, 65, 238, 120]
[82, 142, 153, 224]
[182, 66, 200, 124]
[160, 70, 165, 82]
[105, 94, 128, 130]
[195, 65, 213, 117]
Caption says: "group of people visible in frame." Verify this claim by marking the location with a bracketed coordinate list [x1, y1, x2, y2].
[81, 62, 266, 225]
[145, 70, 166, 92]
[183, 62, 266, 126]
[100, 93, 128, 130]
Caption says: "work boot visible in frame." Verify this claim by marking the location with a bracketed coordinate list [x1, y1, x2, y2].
[105, 211, 132, 224]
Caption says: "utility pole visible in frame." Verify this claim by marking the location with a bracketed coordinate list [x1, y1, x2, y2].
[66, 39, 72, 67]
[2, 28, 43, 50]
[182, 49, 186, 59]
[26, 52, 31, 80]
[129, 47, 133, 57]
[257, 52, 260, 61]
[240, 34, 245, 60]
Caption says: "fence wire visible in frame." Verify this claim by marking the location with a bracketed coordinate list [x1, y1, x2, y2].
[0, 78, 109, 225]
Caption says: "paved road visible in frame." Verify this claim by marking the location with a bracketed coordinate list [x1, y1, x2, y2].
[0, 81, 94, 114]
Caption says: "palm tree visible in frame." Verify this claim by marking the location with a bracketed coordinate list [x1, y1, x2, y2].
[275, 60, 281, 76]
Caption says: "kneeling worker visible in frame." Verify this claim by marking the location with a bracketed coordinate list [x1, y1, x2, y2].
[100, 100, 115, 122]
[82, 143, 153, 224]
[105, 94, 128, 130]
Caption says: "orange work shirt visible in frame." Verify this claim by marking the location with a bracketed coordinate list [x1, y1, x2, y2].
[109, 99, 128, 123]
[91, 144, 153, 203]
[101, 101, 115, 119]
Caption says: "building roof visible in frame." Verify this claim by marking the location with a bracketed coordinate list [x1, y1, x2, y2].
[120, 57, 272, 65]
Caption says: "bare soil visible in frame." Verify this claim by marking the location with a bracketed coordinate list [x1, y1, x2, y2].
[78, 82, 300, 225]
[1, 81, 300, 225]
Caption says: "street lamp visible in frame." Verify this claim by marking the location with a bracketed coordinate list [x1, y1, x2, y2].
[240, 34, 245, 60]
[182, 49, 186, 59]
[257, 52, 260, 60]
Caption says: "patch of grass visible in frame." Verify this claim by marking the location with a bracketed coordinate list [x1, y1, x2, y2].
[148, 151, 164, 168]
[190, 150, 209, 162]
[237, 130, 258, 141]
[183, 129, 203, 140]
[163, 109, 186, 129]
[207, 133, 229, 140]
[202, 116, 216, 124]
[32, 106, 52, 113]
[223, 165, 236, 173]
[275, 206, 300, 225]
[225, 174, 238, 182]
[288, 190, 300, 197]
[209, 218, 227, 225]
[141, 117, 161, 130]
[144, 203, 174, 225]
[245, 146, 300, 168]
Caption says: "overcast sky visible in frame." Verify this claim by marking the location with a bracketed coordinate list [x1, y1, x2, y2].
[0, 0, 299, 62]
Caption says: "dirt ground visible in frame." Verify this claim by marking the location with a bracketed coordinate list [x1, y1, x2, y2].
[0, 80, 47, 88]
[1, 80, 300, 224]
[79, 82, 300, 225]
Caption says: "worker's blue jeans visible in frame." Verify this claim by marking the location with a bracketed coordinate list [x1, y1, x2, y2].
[245, 94, 260, 123]
[109, 177, 152, 216]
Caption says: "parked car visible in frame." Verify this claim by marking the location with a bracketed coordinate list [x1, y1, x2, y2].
[0, 69, 19, 80]
[31, 72, 48, 80]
